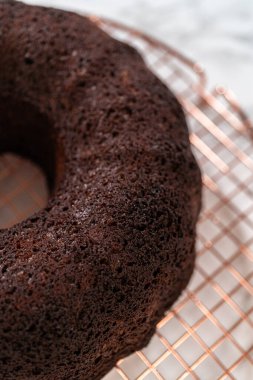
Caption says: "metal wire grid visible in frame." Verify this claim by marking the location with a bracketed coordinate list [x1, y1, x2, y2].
[0, 17, 252, 380]
[0, 153, 48, 229]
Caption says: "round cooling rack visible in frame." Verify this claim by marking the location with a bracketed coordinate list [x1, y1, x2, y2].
[0, 17, 253, 380]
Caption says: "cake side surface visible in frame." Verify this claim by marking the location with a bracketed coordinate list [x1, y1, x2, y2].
[0, 1, 202, 379]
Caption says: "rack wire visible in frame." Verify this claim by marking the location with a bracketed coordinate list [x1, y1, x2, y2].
[0, 18, 252, 380]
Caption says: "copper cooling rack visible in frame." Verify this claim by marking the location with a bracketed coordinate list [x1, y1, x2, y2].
[0, 17, 252, 380]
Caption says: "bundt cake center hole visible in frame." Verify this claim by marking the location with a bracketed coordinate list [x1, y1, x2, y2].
[0, 97, 56, 228]
[0, 153, 49, 229]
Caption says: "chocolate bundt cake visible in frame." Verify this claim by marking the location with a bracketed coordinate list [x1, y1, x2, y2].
[0, 1, 202, 379]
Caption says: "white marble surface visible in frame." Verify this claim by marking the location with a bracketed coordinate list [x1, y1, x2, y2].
[23, 0, 253, 118]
